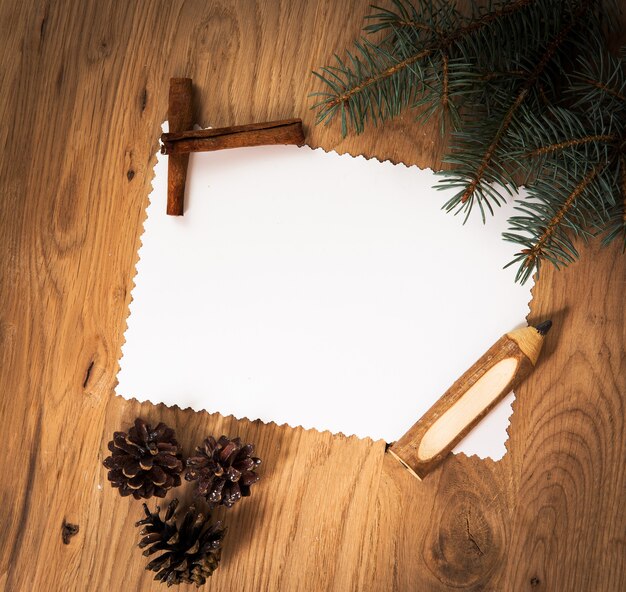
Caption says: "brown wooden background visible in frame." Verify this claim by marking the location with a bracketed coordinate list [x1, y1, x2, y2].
[0, 1, 624, 590]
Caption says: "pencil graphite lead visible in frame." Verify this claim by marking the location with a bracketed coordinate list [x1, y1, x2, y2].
[535, 320, 553, 336]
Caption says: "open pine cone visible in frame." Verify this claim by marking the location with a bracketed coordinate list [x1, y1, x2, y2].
[185, 436, 261, 508]
[136, 499, 226, 587]
[103, 418, 184, 499]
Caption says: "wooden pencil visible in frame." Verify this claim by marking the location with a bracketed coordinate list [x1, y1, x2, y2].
[388, 321, 552, 480]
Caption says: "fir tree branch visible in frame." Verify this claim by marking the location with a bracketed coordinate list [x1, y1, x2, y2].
[366, 0, 534, 39]
[365, 1, 446, 36]
[523, 134, 616, 158]
[460, 90, 528, 203]
[372, 12, 444, 36]
[321, 0, 537, 114]
[392, 0, 534, 35]
[313, 0, 624, 282]
[324, 48, 435, 110]
[460, 0, 593, 204]
[580, 77, 626, 103]
[520, 162, 606, 269]
[600, 153, 626, 248]
[398, 21, 441, 33]
[451, 0, 533, 37]
[479, 69, 527, 81]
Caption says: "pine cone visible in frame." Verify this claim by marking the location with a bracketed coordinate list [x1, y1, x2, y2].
[185, 436, 261, 508]
[103, 418, 184, 499]
[136, 499, 226, 587]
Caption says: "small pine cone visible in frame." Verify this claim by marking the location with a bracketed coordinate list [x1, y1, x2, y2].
[103, 418, 184, 500]
[185, 436, 261, 508]
[136, 499, 226, 587]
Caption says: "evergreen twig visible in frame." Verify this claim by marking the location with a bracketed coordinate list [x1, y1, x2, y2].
[507, 162, 608, 283]
[311, 0, 625, 282]
[451, 0, 593, 209]
[522, 135, 616, 159]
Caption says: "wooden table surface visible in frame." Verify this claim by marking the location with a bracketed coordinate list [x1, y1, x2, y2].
[1, 1, 624, 590]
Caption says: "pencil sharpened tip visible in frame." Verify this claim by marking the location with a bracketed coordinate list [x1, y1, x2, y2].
[535, 320, 552, 336]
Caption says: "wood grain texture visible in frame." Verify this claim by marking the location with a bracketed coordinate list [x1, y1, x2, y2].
[0, 1, 624, 591]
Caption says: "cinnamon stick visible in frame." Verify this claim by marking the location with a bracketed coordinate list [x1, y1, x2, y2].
[161, 119, 304, 155]
[167, 78, 193, 216]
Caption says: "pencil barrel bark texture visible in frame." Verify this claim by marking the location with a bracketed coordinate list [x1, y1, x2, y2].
[389, 328, 544, 479]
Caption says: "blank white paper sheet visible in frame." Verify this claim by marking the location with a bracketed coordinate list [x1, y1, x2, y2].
[117, 130, 533, 459]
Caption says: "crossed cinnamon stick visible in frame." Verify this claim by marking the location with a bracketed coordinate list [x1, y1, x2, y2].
[163, 78, 305, 215]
